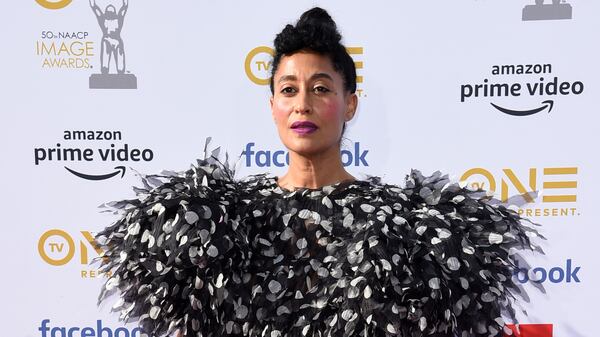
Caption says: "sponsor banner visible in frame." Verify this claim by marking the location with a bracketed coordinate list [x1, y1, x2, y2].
[33, 130, 155, 181]
[514, 259, 581, 284]
[38, 228, 109, 279]
[1, 2, 597, 337]
[459, 166, 580, 218]
[37, 319, 145, 337]
[241, 141, 369, 168]
[34, 0, 138, 88]
[460, 63, 584, 116]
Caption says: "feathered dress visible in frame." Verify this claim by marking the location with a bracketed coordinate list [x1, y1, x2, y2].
[94, 139, 544, 337]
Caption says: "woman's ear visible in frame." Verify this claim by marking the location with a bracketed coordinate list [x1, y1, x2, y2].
[345, 93, 358, 121]
[270, 96, 275, 120]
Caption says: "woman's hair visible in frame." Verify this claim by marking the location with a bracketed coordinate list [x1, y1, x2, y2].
[270, 7, 356, 139]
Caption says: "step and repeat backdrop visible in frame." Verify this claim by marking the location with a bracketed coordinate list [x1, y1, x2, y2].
[1, 1, 597, 337]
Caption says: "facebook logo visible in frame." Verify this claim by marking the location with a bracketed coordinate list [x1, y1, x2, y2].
[241, 142, 370, 167]
[38, 319, 143, 337]
[513, 259, 581, 284]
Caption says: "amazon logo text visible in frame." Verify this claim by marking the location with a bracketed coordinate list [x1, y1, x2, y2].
[33, 130, 154, 181]
[460, 63, 584, 116]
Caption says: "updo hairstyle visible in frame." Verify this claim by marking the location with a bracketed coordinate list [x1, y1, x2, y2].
[269, 7, 357, 95]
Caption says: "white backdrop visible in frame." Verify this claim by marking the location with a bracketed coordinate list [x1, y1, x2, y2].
[1, 1, 597, 337]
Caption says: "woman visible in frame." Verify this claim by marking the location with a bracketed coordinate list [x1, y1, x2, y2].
[95, 7, 543, 337]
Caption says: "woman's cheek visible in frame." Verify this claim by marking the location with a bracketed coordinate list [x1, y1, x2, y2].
[272, 100, 291, 125]
[318, 99, 343, 123]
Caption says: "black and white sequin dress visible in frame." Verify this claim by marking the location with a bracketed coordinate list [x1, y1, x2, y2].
[95, 141, 544, 337]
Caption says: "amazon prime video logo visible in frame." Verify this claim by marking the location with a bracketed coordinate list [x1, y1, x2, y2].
[89, 0, 137, 89]
[33, 130, 155, 181]
[523, 0, 573, 21]
[460, 63, 584, 116]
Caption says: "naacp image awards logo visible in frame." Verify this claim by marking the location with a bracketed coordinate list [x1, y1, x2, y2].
[522, 0, 573, 21]
[89, 0, 137, 89]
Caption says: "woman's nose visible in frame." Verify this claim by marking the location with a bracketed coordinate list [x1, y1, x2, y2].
[293, 90, 311, 114]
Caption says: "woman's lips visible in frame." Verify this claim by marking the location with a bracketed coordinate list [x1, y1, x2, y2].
[291, 121, 318, 135]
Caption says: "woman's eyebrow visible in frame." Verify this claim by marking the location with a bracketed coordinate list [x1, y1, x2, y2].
[278, 75, 297, 83]
[310, 73, 334, 82]
[277, 73, 334, 84]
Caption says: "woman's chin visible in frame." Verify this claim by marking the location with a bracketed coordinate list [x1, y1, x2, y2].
[284, 140, 337, 158]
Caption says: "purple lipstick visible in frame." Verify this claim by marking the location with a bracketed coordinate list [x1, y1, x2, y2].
[291, 121, 318, 135]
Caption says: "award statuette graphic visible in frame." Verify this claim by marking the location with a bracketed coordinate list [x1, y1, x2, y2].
[523, 0, 573, 21]
[89, 0, 137, 89]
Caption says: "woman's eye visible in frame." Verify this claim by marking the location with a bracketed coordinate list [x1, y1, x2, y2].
[314, 86, 330, 93]
[281, 87, 296, 94]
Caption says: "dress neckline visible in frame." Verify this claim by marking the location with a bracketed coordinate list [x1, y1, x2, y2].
[273, 176, 358, 194]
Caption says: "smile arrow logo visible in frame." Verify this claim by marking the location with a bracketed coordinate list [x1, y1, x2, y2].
[64, 166, 126, 181]
[490, 100, 554, 116]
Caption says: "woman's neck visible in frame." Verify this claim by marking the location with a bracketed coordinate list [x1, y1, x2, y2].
[276, 146, 355, 190]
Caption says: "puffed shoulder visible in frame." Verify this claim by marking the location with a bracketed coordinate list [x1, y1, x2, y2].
[94, 137, 248, 337]
[331, 169, 545, 337]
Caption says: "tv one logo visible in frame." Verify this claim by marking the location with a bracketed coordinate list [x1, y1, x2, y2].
[38, 229, 109, 278]
[241, 142, 369, 167]
[35, 0, 72, 10]
[504, 324, 553, 337]
[244, 46, 366, 97]
[460, 167, 578, 203]
[460, 167, 579, 217]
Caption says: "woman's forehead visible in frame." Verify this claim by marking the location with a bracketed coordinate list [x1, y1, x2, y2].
[275, 51, 340, 80]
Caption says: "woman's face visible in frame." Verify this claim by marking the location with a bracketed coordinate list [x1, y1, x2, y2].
[270, 50, 357, 158]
